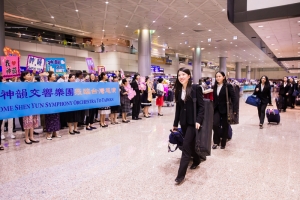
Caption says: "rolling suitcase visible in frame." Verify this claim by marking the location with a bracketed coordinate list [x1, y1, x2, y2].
[192, 85, 213, 157]
[266, 109, 280, 124]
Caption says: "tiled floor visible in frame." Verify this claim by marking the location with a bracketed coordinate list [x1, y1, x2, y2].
[1, 94, 300, 199]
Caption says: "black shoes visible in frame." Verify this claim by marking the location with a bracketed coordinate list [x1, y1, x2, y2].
[24, 140, 32, 144]
[73, 130, 80, 134]
[29, 139, 39, 143]
[158, 113, 163, 116]
[90, 126, 97, 129]
[69, 132, 75, 135]
[259, 124, 263, 129]
[86, 127, 92, 131]
[212, 144, 218, 149]
[221, 146, 225, 149]
[175, 177, 185, 184]
[33, 131, 39, 135]
[137, 117, 142, 120]
[190, 164, 199, 169]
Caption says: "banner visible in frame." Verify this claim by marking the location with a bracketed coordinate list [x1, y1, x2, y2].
[86, 58, 96, 73]
[0, 82, 120, 120]
[0, 56, 20, 79]
[26, 55, 45, 72]
[98, 66, 105, 74]
[45, 58, 67, 75]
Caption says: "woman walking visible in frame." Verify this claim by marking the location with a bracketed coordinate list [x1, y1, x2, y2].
[279, 77, 290, 112]
[156, 78, 164, 116]
[173, 68, 204, 184]
[212, 71, 237, 150]
[253, 75, 272, 129]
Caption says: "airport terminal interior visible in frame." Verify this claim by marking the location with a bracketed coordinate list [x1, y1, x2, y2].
[1, 0, 300, 199]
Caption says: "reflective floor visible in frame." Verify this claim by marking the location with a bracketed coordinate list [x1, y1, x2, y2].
[1, 94, 300, 199]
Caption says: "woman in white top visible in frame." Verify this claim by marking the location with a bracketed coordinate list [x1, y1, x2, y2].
[98, 72, 111, 127]
[155, 78, 165, 116]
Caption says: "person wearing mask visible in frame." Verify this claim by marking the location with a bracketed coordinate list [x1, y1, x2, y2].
[120, 79, 131, 123]
[110, 76, 121, 124]
[253, 76, 272, 129]
[42, 71, 62, 140]
[98, 72, 111, 127]
[212, 71, 237, 150]
[289, 77, 298, 109]
[131, 73, 142, 120]
[172, 68, 204, 184]
[279, 77, 290, 112]
[156, 78, 164, 116]
[65, 74, 81, 135]
[141, 76, 155, 118]
[20, 71, 39, 144]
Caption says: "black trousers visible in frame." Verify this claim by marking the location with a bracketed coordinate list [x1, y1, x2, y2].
[19, 117, 24, 131]
[176, 125, 200, 180]
[213, 110, 229, 147]
[257, 103, 268, 124]
[132, 99, 141, 118]
[289, 95, 295, 107]
[281, 95, 288, 110]
[86, 109, 97, 125]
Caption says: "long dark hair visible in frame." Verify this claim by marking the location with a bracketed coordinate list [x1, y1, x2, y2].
[282, 76, 289, 84]
[20, 71, 30, 82]
[99, 72, 106, 81]
[48, 71, 54, 81]
[213, 71, 227, 91]
[132, 73, 140, 82]
[174, 67, 192, 102]
[259, 75, 270, 87]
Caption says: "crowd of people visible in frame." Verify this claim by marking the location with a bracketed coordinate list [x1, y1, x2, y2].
[0, 71, 167, 150]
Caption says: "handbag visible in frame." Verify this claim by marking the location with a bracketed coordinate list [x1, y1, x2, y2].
[168, 128, 184, 152]
[292, 90, 299, 97]
[245, 95, 261, 107]
[225, 84, 237, 125]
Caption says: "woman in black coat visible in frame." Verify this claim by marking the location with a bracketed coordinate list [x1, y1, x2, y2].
[173, 68, 204, 184]
[288, 77, 298, 109]
[130, 73, 142, 120]
[279, 77, 290, 112]
[253, 75, 272, 129]
[212, 71, 237, 150]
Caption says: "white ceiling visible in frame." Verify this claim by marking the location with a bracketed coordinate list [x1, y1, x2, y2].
[3, 0, 280, 69]
[250, 17, 300, 59]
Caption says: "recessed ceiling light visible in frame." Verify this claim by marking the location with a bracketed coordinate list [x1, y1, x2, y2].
[208, 44, 211, 45]
[105, 1, 109, 4]
[235, 45, 237, 47]
[208, 38, 211, 42]
[224, 39, 227, 40]
[215, 47, 217, 48]
[158, 36, 160, 37]
[201, 48, 205, 50]
[51, 16, 54, 18]
[153, 21, 155, 23]
[125, 25, 128, 27]
[271, 44, 275, 45]
[208, 29, 211, 31]
[275, 49, 278, 50]
[180, 43, 182, 44]
[278, 53, 280, 54]
[258, 25, 264, 28]
[168, 27, 171, 29]
[31, 22, 33, 24]
[102, 30, 105, 31]
[198, 23, 201, 25]
[243, 50, 245, 51]
[201, 41, 203, 42]
[188, 46, 190, 47]
[181, 33, 184, 34]
[233, 36, 238, 40]
[298, 42, 300, 43]
[266, 36, 270, 38]
[298, 21, 300, 23]
[184, 15, 187, 18]
[222, 9, 226, 11]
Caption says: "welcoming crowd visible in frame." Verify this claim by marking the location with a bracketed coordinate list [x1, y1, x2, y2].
[0, 70, 166, 150]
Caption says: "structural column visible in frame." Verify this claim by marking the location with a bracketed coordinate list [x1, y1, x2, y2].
[235, 62, 241, 79]
[246, 66, 251, 80]
[0, 0, 4, 56]
[219, 57, 227, 74]
[253, 68, 258, 79]
[192, 47, 202, 83]
[138, 29, 151, 76]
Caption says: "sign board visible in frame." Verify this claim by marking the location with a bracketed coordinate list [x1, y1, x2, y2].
[26, 55, 45, 72]
[45, 58, 67, 75]
[86, 58, 96, 73]
[0, 56, 20, 79]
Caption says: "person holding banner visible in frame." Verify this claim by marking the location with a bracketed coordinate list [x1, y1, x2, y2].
[98, 72, 111, 127]
[85, 74, 98, 130]
[65, 74, 81, 135]
[42, 71, 62, 140]
[20, 71, 39, 144]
